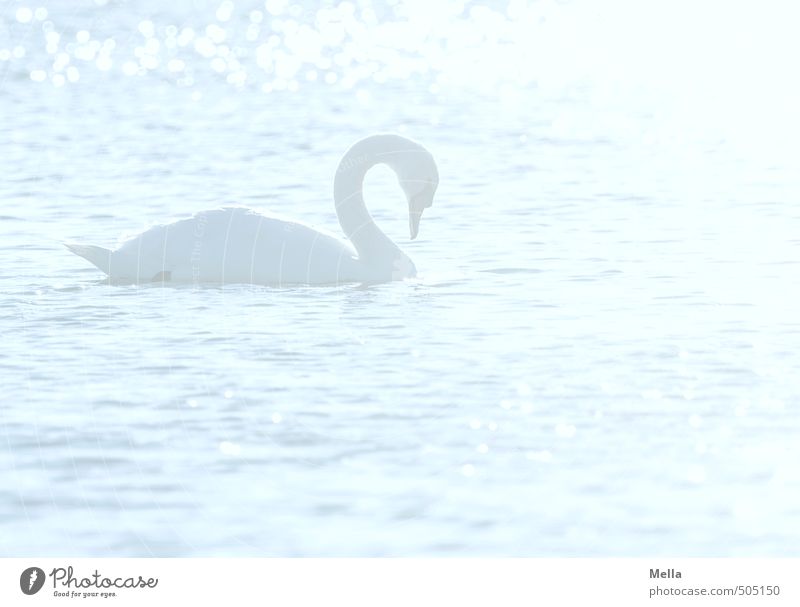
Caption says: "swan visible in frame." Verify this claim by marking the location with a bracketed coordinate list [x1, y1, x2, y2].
[66, 134, 438, 285]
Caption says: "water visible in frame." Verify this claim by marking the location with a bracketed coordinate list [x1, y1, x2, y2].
[2, 0, 800, 556]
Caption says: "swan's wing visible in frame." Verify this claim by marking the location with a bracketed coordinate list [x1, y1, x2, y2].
[113, 207, 361, 285]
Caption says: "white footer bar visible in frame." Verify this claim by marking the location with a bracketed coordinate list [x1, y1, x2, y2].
[1, 559, 796, 606]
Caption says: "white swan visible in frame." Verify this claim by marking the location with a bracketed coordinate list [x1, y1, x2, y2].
[66, 134, 438, 285]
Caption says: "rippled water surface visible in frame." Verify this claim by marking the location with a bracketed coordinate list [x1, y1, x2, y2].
[2, 0, 800, 556]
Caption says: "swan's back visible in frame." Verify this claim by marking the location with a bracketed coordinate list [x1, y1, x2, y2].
[110, 207, 362, 285]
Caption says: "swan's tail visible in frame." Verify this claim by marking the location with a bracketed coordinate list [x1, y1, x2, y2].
[64, 243, 112, 275]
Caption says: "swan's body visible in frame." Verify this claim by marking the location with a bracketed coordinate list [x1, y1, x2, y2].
[67, 134, 438, 285]
[69, 207, 373, 284]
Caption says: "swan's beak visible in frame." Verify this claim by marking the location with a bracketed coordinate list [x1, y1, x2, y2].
[408, 186, 434, 240]
[409, 210, 423, 240]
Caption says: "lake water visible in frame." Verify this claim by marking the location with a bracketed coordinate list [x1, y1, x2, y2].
[2, 0, 800, 556]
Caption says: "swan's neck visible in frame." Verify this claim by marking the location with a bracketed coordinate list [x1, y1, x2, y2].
[333, 136, 407, 268]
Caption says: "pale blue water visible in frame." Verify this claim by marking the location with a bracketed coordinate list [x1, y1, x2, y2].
[2, 0, 800, 556]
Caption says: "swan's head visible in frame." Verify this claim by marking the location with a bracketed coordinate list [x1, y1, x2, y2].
[396, 145, 439, 240]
